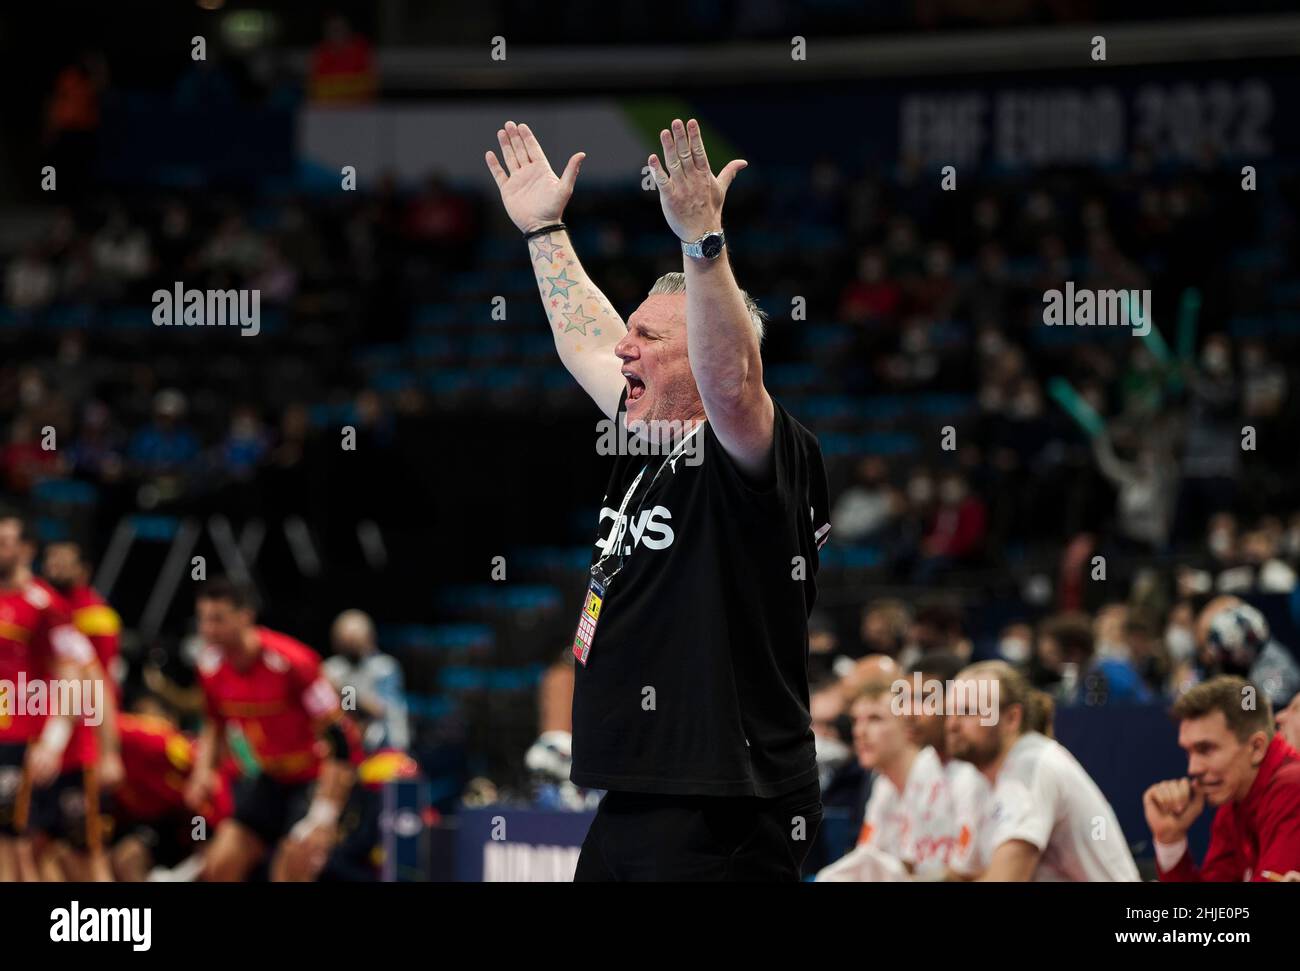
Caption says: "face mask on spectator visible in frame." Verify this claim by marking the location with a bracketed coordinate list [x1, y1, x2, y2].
[814, 733, 851, 769]
[1209, 529, 1233, 557]
[999, 636, 1031, 664]
[1011, 394, 1039, 419]
[1202, 346, 1230, 375]
[1164, 626, 1196, 663]
[1284, 525, 1300, 558]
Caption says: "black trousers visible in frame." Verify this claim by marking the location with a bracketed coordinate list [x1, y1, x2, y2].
[574, 779, 823, 882]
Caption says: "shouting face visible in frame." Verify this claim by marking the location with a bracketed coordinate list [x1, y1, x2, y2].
[196, 595, 254, 655]
[613, 293, 703, 432]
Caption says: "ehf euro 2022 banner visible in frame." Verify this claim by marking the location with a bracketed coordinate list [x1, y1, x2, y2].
[293, 62, 1300, 190]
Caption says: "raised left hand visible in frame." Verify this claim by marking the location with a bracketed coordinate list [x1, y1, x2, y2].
[648, 118, 746, 243]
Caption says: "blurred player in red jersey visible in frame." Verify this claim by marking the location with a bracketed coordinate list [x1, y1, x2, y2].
[110, 697, 233, 881]
[184, 578, 357, 881]
[0, 513, 114, 882]
[42, 541, 123, 701]
[18, 524, 123, 881]
[40, 539, 126, 878]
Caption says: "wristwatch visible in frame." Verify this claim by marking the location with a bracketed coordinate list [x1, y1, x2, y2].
[682, 230, 726, 261]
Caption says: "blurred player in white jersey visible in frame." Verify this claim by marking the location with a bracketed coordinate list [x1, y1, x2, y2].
[904, 653, 989, 878]
[816, 680, 942, 880]
[947, 661, 1139, 881]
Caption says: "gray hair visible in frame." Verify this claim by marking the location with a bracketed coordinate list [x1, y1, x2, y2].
[648, 272, 767, 343]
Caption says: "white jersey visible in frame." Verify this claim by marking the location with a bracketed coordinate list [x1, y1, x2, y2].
[827, 747, 988, 881]
[859, 745, 944, 862]
[938, 758, 989, 877]
[981, 732, 1139, 882]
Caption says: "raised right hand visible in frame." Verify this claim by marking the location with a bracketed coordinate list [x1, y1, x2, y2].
[1142, 777, 1205, 844]
[485, 121, 585, 235]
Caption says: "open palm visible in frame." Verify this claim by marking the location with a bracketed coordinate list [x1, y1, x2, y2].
[485, 121, 585, 235]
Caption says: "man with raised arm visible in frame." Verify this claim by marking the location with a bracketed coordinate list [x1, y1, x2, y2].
[485, 119, 831, 881]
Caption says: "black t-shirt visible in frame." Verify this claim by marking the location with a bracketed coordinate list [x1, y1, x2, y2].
[570, 393, 830, 798]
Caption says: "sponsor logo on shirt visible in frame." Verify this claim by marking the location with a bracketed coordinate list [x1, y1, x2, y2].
[594, 504, 675, 555]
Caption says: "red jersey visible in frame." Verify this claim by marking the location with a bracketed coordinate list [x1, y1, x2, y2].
[197, 626, 341, 784]
[115, 713, 231, 826]
[1159, 734, 1300, 882]
[29, 578, 102, 772]
[0, 579, 97, 768]
[65, 584, 121, 700]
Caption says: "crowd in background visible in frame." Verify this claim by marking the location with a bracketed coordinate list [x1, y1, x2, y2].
[5, 29, 1300, 845]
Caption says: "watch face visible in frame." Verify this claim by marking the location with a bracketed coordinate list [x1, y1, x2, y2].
[701, 234, 723, 259]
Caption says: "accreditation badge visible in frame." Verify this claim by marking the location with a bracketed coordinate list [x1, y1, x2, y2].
[572, 576, 605, 666]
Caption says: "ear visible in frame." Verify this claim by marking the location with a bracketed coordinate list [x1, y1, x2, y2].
[1004, 701, 1024, 736]
[1249, 730, 1270, 765]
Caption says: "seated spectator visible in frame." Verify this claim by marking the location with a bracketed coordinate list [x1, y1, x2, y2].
[1163, 599, 1202, 696]
[67, 400, 125, 484]
[1, 416, 61, 494]
[1196, 597, 1300, 708]
[1037, 611, 1151, 707]
[856, 599, 910, 660]
[1145, 675, 1300, 882]
[916, 472, 987, 576]
[127, 389, 200, 480]
[1217, 527, 1297, 594]
[947, 661, 1140, 881]
[806, 609, 839, 683]
[831, 456, 898, 544]
[1123, 613, 1171, 699]
[219, 407, 270, 482]
[4, 244, 56, 310]
[994, 621, 1034, 667]
[90, 207, 152, 293]
[837, 248, 900, 324]
[1093, 602, 1130, 660]
[903, 602, 971, 670]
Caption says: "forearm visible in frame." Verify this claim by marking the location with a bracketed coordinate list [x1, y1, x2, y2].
[89, 658, 120, 756]
[193, 722, 219, 780]
[313, 759, 353, 809]
[528, 227, 626, 370]
[682, 249, 762, 404]
[977, 840, 1040, 881]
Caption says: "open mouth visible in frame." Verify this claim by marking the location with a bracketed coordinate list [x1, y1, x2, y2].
[624, 372, 646, 403]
